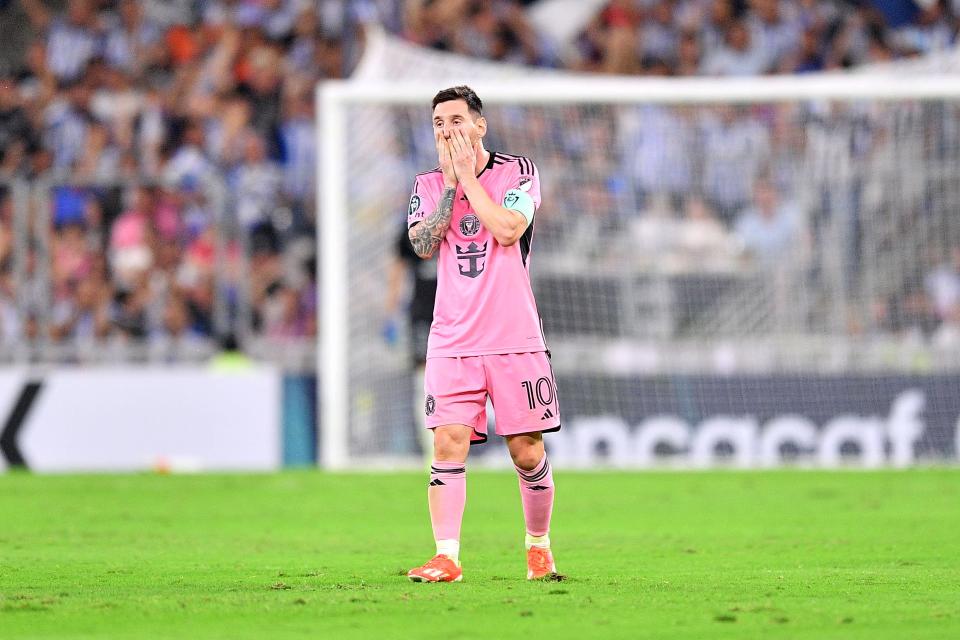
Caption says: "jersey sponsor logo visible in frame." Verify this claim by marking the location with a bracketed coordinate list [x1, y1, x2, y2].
[518, 175, 533, 192]
[459, 214, 480, 236]
[456, 241, 487, 278]
[408, 195, 421, 216]
[425, 394, 436, 416]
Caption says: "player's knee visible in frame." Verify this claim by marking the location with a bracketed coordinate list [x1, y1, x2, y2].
[432, 426, 471, 461]
[509, 446, 543, 471]
[507, 433, 544, 470]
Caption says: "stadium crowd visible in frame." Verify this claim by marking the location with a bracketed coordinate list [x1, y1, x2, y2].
[0, 0, 957, 355]
[406, 0, 959, 72]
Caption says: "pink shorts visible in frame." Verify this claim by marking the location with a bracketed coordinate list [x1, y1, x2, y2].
[424, 351, 561, 444]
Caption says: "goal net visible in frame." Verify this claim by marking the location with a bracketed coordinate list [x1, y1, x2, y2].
[318, 75, 960, 470]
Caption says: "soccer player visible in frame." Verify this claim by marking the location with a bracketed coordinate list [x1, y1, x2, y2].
[405, 86, 561, 583]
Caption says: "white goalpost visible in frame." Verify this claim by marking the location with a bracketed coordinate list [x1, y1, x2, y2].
[318, 75, 960, 470]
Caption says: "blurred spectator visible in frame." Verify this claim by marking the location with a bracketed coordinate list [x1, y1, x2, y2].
[15, 39, 54, 104]
[150, 293, 205, 352]
[701, 19, 769, 75]
[112, 283, 149, 339]
[734, 177, 804, 266]
[164, 121, 217, 190]
[868, 285, 939, 339]
[262, 285, 312, 339]
[0, 280, 19, 345]
[52, 219, 96, 286]
[285, 7, 322, 74]
[454, 2, 504, 59]
[74, 121, 121, 180]
[138, 0, 193, 28]
[45, 79, 93, 171]
[782, 27, 826, 72]
[181, 272, 216, 337]
[0, 75, 33, 176]
[21, 0, 101, 82]
[620, 104, 694, 207]
[796, 0, 839, 32]
[925, 246, 960, 343]
[700, 106, 771, 222]
[641, 0, 679, 62]
[52, 186, 96, 227]
[231, 130, 283, 229]
[891, 0, 956, 54]
[110, 186, 155, 287]
[675, 29, 703, 75]
[700, 0, 738, 55]
[279, 90, 316, 205]
[238, 44, 284, 154]
[50, 275, 111, 342]
[103, 0, 164, 74]
[749, 0, 803, 71]
[0, 192, 18, 344]
[678, 196, 734, 260]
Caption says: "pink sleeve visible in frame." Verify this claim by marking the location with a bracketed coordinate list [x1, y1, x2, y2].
[506, 159, 541, 211]
[407, 174, 440, 229]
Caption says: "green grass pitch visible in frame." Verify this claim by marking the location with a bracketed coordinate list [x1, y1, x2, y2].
[1, 469, 958, 639]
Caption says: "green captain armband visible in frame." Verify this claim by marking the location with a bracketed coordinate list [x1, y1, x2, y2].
[502, 189, 535, 225]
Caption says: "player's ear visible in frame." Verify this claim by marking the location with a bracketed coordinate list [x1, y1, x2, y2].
[475, 115, 487, 138]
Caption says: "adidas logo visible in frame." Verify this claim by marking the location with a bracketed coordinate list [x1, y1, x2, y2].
[528, 485, 550, 491]
[540, 409, 554, 420]
[429, 479, 446, 487]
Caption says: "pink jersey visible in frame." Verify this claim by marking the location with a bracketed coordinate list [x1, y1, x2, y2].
[407, 151, 545, 358]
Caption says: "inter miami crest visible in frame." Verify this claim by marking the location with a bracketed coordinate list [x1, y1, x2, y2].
[425, 394, 436, 416]
[456, 242, 487, 278]
[460, 214, 480, 236]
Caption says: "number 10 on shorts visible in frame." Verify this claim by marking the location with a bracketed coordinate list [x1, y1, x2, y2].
[521, 377, 556, 411]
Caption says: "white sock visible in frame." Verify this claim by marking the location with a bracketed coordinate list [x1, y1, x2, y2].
[525, 533, 550, 550]
[436, 539, 460, 564]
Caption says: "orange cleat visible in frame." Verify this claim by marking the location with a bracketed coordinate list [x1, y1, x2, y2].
[526, 546, 559, 580]
[407, 554, 463, 583]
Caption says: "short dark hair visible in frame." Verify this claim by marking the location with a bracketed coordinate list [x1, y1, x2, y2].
[432, 85, 483, 117]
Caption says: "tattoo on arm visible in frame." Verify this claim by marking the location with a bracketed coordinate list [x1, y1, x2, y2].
[409, 187, 456, 258]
